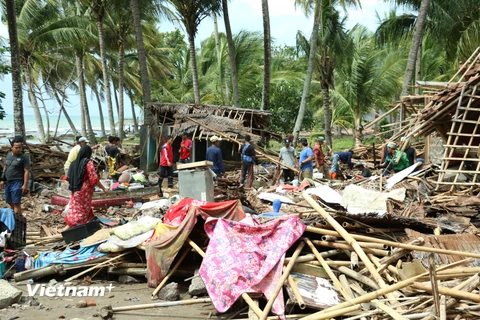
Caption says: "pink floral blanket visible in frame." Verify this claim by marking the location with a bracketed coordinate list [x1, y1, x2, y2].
[199, 215, 306, 318]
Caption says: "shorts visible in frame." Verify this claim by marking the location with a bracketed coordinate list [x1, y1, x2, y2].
[5, 180, 23, 204]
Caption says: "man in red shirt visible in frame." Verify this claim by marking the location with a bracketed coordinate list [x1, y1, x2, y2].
[158, 136, 174, 193]
[179, 132, 192, 163]
[313, 137, 329, 178]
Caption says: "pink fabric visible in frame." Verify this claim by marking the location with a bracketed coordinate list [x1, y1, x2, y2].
[64, 161, 98, 227]
[199, 215, 305, 318]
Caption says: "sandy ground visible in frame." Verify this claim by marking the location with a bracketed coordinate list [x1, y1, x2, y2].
[0, 281, 228, 320]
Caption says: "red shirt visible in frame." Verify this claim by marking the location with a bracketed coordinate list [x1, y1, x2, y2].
[313, 143, 325, 165]
[180, 138, 192, 160]
[160, 143, 173, 167]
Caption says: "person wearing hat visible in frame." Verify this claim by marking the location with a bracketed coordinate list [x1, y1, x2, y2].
[206, 136, 225, 177]
[354, 162, 372, 178]
[378, 142, 409, 175]
[278, 139, 297, 182]
[313, 136, 329, 178]
[239, 134, 256, 187]
[158, 135, 174, 193]
[329, 149, 354, 180]
[298, 138, 314, 181]
[64, 136, 87, 176]
[179, 132, 193, 164]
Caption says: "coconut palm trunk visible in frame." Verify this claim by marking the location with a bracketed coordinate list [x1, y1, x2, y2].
[322, 83, 333, 149]
[261, 0, 271, 111]
[128, 91, 138, 133]
[188, 32, 201, 104]
[96, 12, 116, 136]
[401, 0, 430, 99]
[6, 0, 25, 137]
[293, 2, 321, 144]
[92, 85, 106, 137]
[24, 64, 46, 143]
[415, 42, 422, 95]
[130, 0, 152, 120]
[118, 42, 125, 140]
[53, 90, 79, 136]
[75, 52, 96, 143]
[222, 0, 240, 107]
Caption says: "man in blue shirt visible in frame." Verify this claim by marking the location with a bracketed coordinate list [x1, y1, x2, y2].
[206, 136, 225, 177]
[298, 138, 313, 181]
[239, 135, 256, 187]
[329, 149, 354, 180]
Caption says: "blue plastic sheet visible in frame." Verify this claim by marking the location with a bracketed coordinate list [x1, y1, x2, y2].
[34, 244, 106, 269]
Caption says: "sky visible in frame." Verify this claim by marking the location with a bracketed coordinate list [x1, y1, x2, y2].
[0, 0, 393, 119]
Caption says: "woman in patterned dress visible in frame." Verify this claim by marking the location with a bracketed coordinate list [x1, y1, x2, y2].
[64, 146, 108, 229]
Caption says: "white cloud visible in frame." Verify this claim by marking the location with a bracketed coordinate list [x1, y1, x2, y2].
[236, 0, 304, 17]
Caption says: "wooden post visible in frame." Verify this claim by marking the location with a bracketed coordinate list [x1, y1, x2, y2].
[151, 248, 190, 299]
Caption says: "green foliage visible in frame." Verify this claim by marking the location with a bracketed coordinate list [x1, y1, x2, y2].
[332, 137, 355, 153]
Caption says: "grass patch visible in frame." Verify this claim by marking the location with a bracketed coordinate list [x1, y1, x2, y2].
[331, 136, 355, 153]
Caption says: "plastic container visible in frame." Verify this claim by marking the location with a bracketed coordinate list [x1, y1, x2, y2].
[61, 219, 101, 244]
[100, 179, 113, 191]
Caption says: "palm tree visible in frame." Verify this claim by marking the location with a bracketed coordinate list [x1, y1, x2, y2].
[166, 0, 221, 104]
[292, 0, 359, 147]
[4, 0, 25, 137]
[332, 26, 406, 145]
[400, 0, 430, 99]
[261, 0, 271, 111]
[221, 0, 240, 107]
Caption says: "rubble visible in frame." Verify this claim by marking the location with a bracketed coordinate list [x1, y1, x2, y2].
[157, 282, 180, 301]
[0, 280, 22, 309]
[188, 269, 207, 296]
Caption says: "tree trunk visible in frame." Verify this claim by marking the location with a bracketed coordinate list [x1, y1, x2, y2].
[6, 0, 25, 137]
[128, 91, 138, 133]
[293, 3, 321, 144]
[96, 13, 116, 136]
[130, 0, 152, 121]
[188, 32, 201, 104]
[75, 52, 96, 143]
[92, 85, 106, 137]
[118, 42, 125, 140]
[24, 64, 45, 143]
[222, 0, 240, 107]
[401, 0, 430, 99]
[53, 89, 79, 136]
[113, 81, 119, 115]
[261, 0, 271, 111]
[322, 85, 333, 150]
[354, 108, 363, 147]
[415, 42, 422, 95]
[213, 14, 227, 104]
[213, 14, 221, 61]
[36, 85, 51, 143]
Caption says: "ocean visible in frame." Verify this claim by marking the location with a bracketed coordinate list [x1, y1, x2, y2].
[0, 114, 141, 144]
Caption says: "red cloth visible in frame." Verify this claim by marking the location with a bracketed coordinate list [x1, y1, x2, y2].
[313, 143, 325, 165]
[64, 161, 98, 227]
[146, 199, 246, 287]
[160, 143, 173, 166]
[179, 138, 192, 160]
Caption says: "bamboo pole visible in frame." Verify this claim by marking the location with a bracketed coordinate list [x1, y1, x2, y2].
[304, 238, 352, 301]
[371, 300, 408, 320]
[439, 296, 446, 320]
[412, 282, 480, 303]
[305, 226, 480, 259]
[187, 238, 263, 318]
[286, 273, 306, 310]
[259, 242, 305, 320]
[106, 298, 211, 313]
[312, 240, 390, 257]
[303, 193, 396, 302]
[298, 259, 470, 320]
[428, 254, 440, 316]
[186, 116, 299, 173]
[64, 252, 128, 283]
[335, 266, 380, 290]
[151, 248, 190, 299]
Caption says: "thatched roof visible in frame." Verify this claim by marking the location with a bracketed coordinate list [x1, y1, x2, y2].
[146, 103, 275, 142]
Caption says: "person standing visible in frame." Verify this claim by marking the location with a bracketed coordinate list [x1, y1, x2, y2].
[313, 136, 329, 178]
[329, 150, 354, 180]
[206, 136, 225, 177]
[179, 132, 193, 164]
[64, 146, 108, 229]
[158, 136, 174, 193]
[0, 137, 30, 214]
[64, 136, 99, 177]
[239, 135, 256, 188]
[298, 138, 314, 181]
[278, 139, 297, 182]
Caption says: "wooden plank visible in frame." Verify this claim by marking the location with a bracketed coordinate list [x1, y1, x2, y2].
[177, 160, 214, 170]
[292, 263, 329, 278]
